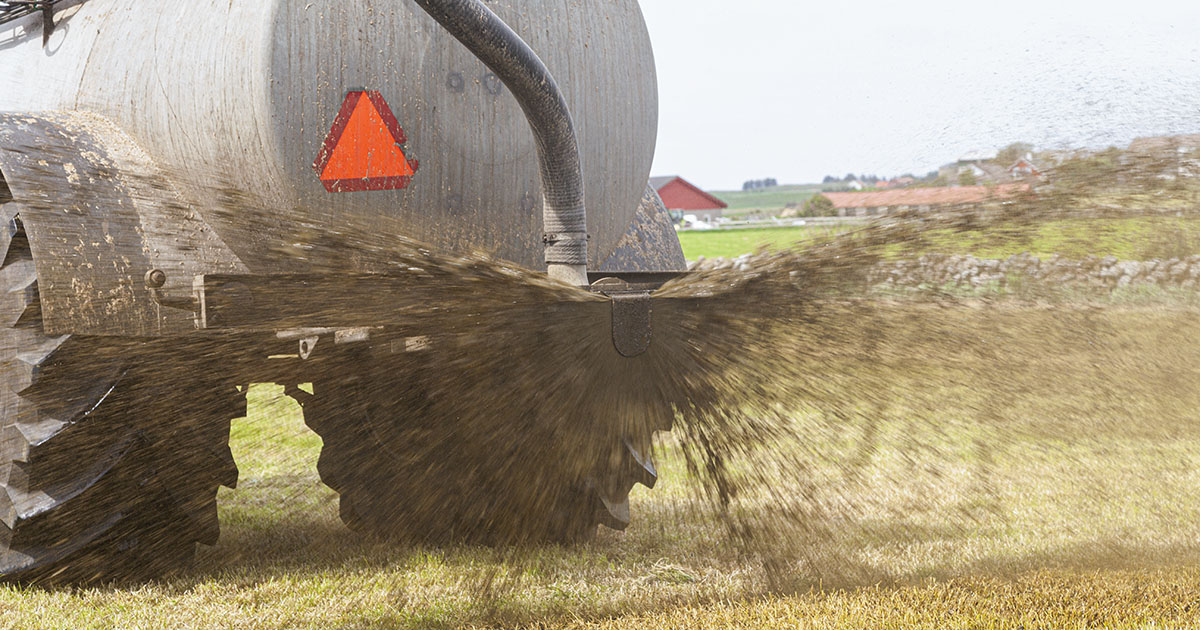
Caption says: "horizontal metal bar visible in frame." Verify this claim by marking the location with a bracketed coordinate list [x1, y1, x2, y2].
[587, 271, 685, 286]
[192, 272, 612, 333]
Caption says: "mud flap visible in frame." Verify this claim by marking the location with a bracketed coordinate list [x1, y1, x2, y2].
[0, 112, 246, 336]
[594, 184, 687, 274]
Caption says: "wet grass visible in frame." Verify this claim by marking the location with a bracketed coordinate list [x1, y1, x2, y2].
[3, 304, 1200, 628]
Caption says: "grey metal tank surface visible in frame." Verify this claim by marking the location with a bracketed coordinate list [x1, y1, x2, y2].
[0, 0, 660, 272]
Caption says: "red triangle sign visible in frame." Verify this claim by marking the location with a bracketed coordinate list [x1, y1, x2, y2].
[313, 90, 420, 192]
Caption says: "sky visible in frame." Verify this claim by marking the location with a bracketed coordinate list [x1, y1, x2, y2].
[639, 0, 1200, 191]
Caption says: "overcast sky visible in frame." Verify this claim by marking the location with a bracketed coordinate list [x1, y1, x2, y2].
[640, 0, 1200, 190]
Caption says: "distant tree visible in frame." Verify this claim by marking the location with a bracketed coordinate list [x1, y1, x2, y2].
[742, 178, 778, 191]
[802, 194, 837, 217]
[931, 175, 949, 187]
[1051, 147, 1125, 193]
[823, 175, 838, 184]
[844, 173, 857, 182]
[958, 170, 978, 186]
[994, 142, 1035, 167]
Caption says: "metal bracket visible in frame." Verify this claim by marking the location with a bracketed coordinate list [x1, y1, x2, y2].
[185, 271, 675, 361]
[144, 269, 199, 313]
[609, 293, 651, 358]
[592, 276, 652, 358]
[297, 336, 319, 359]
[275, 326, 375, 359]
[39, 0, 51, 44]
[0, 1, 62, 44]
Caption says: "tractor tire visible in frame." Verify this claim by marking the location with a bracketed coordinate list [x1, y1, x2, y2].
[296, 348, 664, 545]
[0, 215, 243, 584]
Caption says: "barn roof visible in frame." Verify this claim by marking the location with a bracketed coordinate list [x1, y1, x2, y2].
[1008, 158, 1042, 173]
[648, 175, 728, 209]
[648, 175, 677, 190]
[822, 184, 1029, 209]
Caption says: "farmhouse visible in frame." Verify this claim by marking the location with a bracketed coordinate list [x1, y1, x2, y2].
[1008, 156, 1043, 179]
[650, 175, 728, 223]
[937, 150, 1010, 185]
[876, 176, 917, 190]
[821, 183, 1030, 217]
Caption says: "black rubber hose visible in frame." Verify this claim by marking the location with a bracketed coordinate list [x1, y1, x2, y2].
[411, 0, 588, 275]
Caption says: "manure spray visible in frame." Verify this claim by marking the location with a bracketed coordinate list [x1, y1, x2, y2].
[5, 152, 1200, 590]
[214, 198, 1200, 591]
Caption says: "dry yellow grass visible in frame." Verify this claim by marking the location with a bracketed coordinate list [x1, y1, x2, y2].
[550, 569, 1200, 629]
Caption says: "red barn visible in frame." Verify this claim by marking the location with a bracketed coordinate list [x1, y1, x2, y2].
[650, 175, 728, 223]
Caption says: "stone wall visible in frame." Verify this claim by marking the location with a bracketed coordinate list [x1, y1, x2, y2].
[689, 253, 1200, 291]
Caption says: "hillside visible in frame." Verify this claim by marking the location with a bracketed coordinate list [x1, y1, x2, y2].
[710, 184, 823, 216]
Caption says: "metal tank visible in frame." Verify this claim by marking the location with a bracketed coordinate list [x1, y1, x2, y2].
[0, 0, 682, 335]
[0, 0, 684, 582]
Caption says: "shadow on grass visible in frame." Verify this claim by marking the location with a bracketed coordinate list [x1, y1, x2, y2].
[179, 486, 623, 589]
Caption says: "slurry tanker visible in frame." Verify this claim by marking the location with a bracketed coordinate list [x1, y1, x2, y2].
[0, 0, 684, 580]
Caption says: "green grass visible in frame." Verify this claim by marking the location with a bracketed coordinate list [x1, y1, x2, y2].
[3, 307, 1200, 628]
[910, 215, 1200, 260]
[678, 216, 1200, 261]
[677, 225, 853, 260]
[711, 185, 823, 216]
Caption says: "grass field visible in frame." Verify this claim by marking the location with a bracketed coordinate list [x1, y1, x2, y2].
[677, 224, 855, 260]
[577, 570, 1200, 629]
[679, 215, 1200, 261]
[3, 304, 1200, 628]
[710, 185, 823, 216]
[909, 215, 1200, 261]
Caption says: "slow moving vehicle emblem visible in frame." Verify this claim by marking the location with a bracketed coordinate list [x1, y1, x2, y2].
[313, 90, 419, 192]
